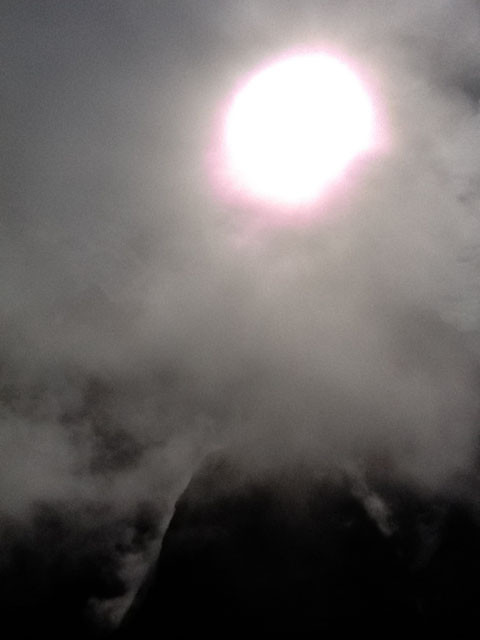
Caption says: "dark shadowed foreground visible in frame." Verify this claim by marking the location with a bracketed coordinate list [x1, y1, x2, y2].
[116, 455, 480, 639]
[2, 452, 480, 638]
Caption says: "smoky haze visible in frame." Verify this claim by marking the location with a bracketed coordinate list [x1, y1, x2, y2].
[2, 0, 480, 630]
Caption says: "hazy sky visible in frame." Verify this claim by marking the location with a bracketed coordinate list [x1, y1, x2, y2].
[2, 0, 480, 630]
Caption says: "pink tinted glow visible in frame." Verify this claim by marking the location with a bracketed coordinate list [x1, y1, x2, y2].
[209, 50, 385, 224]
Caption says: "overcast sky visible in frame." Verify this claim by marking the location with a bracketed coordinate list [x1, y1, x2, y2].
[2, 0, 480, 631]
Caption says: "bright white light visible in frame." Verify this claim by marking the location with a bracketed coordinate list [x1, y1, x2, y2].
[224, 53, 375, 207]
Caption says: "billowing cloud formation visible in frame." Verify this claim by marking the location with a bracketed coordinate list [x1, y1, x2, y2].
[2, 0, 480, 631]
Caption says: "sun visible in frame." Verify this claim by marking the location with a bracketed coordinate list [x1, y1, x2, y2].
[222, 52, 376, 208]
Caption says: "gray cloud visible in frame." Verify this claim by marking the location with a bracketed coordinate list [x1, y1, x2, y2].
[2, 0, 480, 629]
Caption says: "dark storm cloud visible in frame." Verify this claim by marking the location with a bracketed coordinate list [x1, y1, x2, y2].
[2, 0, 480, 629]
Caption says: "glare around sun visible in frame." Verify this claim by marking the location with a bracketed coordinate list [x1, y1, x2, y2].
[223, 52, 375, 208]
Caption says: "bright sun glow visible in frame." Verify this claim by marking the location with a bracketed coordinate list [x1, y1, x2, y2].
[223, 53, 375, 207]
